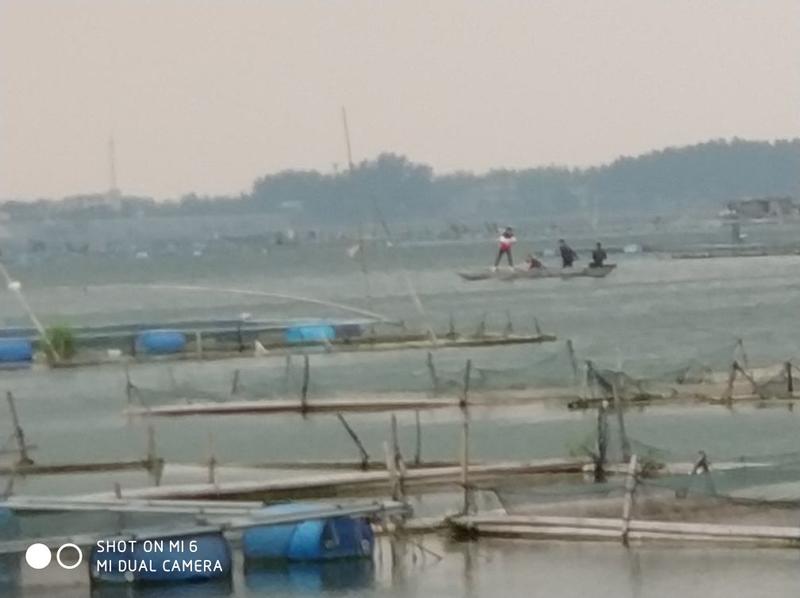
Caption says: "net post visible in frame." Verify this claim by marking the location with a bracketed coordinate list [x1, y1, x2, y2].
[300, 354, 310, 416]
[6, 391, 33, 466]
[426, 351, 439, 396]
[460, 359, 472, 514]
[620, 453, 638, 546]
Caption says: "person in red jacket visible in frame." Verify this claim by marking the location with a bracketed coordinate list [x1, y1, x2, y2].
[493, 227, 516, 269]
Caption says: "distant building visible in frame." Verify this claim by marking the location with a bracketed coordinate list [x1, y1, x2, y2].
[725, 197, 800, 220]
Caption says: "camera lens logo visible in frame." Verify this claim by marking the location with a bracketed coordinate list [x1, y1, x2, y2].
[25, 543, 83, 570]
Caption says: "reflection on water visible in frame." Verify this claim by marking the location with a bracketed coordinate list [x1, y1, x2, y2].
[91, 578, 233, 598]
[243, 559, 374, 594]
[9, 536, 800, 597]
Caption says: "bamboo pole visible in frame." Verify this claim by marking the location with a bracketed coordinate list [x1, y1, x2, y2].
[426, 351, 439, 396]
[620, 454, 638, 546]
[336, 413, 370, 470]
[475, 313, 487, 338]
[534, 318, 543, 336]
[391, 414, 401, 466]
[736, 338, 749, 370]
[611, 382, 631, 462]
[460, 359, 472, 514]
[284, 353, 293, 392]
[207, 433, 217, 485]
[721, 361, 738, 402]
[124, 366, 134, 406]
[454, 514, 800, 543]
[447, 313, 457, 339]
[1, 476, 13, 499]
[594, 399, 608, 483]
[414, 410, 422, 466]
[566, 340, 579, 386]
[301, 354, 310, 415]
[5, 392, 32, 466]
[384, 441, 399, 501]
[231, 369, 241, 395]
[146, 425, 157, 467]
[787, 362, 794, 394]
[503, 311, 513, 337]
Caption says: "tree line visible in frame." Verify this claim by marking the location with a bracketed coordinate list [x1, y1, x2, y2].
[3, 138, 798, 224]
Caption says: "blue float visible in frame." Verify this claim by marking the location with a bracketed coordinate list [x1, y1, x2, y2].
[0, 338, 33, 364]
[242, 503, 374, 562]
[89, 532, 232, 584]
[135, 330, 186, 355]
[284, 324, 336, 344]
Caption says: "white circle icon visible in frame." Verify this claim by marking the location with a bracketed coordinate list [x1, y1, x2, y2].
[25, 543, 52, 570]
[56, 543, 83, 570]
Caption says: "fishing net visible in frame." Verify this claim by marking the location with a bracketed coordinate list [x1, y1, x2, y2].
[122, 336, 800, 412]
[486, 393, 800, 535]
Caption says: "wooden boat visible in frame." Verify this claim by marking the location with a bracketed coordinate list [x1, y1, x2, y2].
[458, 264, 616, 282]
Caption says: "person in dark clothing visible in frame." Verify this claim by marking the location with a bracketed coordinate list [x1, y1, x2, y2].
[558, 239, 577, 268]
[590, 242, 607, 268]
[525, 253, 543, 270]
[493, 227, 516, 269]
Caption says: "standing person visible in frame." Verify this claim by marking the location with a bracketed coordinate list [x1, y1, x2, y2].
[590, 242, 607, 268]
[493, 227, 516, 269]
[558, 239, 577, 268]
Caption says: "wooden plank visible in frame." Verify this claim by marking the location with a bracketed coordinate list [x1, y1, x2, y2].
[125, 397, 461, 417]
[455, 514, 800, 541]
[75, 458, 588, 501]
[0, 459, 156, 476]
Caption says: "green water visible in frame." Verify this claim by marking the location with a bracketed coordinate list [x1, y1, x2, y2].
[4, 240, 800, 595]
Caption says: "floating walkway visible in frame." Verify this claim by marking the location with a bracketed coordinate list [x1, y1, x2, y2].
[76, 459, 588, 502]
[450, 514, 800, 548]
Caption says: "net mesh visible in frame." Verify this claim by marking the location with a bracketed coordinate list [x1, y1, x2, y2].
[122, 338, 800, 411]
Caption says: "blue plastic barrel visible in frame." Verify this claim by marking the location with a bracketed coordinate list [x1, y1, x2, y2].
[135, 330, 186, 355]
[242, 504, 374, 562]
[284, 324, 335, 344]
[90, 532, 232, 584]
[0, 339, 33, 364]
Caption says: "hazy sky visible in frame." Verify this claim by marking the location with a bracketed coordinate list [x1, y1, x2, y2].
[1, 1, 799, 200]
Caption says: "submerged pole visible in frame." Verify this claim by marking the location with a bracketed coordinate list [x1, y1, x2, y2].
[5, 392, 32, 466]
